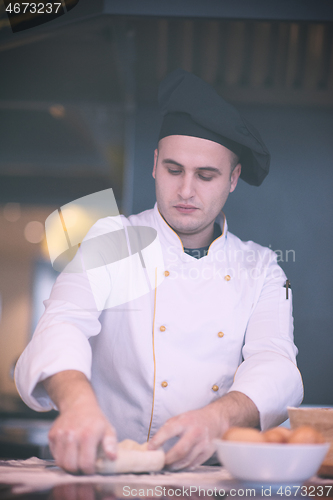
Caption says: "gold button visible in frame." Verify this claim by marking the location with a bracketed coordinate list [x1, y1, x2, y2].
[212, 385, 219, 392]
[224, 275, 231, 281]
[164, 270, 170, 277]
[161, 381, 168, 388]
[218, 331, 224, 338]
[160, 325, 166, 332]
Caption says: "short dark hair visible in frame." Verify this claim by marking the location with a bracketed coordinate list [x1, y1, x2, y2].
[230, 152, 240, 173]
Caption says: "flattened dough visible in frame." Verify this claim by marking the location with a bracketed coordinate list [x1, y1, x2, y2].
[96, 439, 165, 474]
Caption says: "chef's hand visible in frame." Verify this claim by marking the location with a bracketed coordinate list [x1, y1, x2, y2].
[148, 391, 259, 470]
[43, 370, 117, 474]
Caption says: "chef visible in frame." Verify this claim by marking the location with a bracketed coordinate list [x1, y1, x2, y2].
[15, 69, 303, 474]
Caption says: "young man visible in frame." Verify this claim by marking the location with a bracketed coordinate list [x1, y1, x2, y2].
[15, 70, 303, 474]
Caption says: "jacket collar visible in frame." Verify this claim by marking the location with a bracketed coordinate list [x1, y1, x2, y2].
[152, 203, 228, 261]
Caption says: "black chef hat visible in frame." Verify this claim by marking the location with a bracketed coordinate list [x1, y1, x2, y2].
[158, 69, 270, 186]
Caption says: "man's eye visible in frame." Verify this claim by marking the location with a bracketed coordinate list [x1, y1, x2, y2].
[168, 169, 182, 175]
[199, 175, 213, 181]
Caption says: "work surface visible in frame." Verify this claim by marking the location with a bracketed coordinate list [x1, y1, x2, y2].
[0, 458, 333, 500]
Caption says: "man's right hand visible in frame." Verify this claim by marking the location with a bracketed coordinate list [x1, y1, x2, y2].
[43, 370, 117, 474]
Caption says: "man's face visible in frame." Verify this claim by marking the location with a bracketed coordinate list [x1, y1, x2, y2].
[152, 135, 241, 245]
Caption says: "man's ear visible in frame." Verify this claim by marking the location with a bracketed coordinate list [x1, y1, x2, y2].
[152, 149, 158, 179]
[230, 163, 241, 193]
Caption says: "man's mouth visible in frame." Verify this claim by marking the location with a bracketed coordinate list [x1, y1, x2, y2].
[174, 204, 198, 214]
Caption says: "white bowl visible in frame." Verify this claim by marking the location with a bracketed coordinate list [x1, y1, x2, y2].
[214, 439, 329, 483]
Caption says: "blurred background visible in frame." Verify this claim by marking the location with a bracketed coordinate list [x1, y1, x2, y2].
[0, 0, 332, 457]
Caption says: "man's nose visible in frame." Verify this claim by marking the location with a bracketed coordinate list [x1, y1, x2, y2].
[178, 174, 195, 200]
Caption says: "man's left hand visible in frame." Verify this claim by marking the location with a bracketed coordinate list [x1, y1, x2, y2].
[148, 391, 260, 470]
[147, 405, 222, 470]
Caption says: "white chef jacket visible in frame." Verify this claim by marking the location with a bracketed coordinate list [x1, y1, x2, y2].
[15, 204, 303, 442]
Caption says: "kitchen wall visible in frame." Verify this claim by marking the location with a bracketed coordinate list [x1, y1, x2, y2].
[0, 206, 53, 395]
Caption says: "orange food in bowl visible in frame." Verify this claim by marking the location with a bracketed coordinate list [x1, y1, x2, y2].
[223, 427, 265, 443]
[287, 425, 325, 444]
[223, 425, 326, 445]
[263, 427, 291, 443]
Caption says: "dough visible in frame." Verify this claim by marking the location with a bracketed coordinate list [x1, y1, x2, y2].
[95, 439, 165, 474]
[116, 439, 149, 451]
